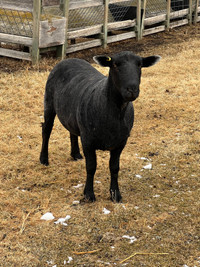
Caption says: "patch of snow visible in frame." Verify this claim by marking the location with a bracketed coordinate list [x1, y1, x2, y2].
[122, 235, 137, 243]
[72, 200, 80, 205]
[54, 215, 71, 226]
[137, 156, 149, 160]
[134, 206, 139, 210]
[41, 212, 55, 221]
[67, 257, 73, 264]
[95, 180, 101, 184]
[17, 135, 23, 143]
[73, 183, 83, 189]
[135, 174, 142, 179]
[143, 163, 152, 170]
[153, 194, 160, 198]
[103, 208, 111, 214]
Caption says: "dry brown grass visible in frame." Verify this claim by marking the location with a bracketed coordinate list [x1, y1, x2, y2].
[0, 25, 200, 266]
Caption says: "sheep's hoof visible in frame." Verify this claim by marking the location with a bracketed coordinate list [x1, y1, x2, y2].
[71, 153, 83, 161]
[82, 192, 96, 202]
[110, 189, 122, 203]
[40, 155, 49, 166]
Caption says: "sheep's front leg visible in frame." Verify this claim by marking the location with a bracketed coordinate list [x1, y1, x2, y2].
[109, 145, 125, 202]
[83, 147, 97, 202]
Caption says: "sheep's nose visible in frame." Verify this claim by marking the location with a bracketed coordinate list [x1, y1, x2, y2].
[127, 86, 139, 100]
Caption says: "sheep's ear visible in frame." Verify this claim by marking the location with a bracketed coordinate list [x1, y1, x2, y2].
[93, 55, 112, 67]
[142, 55, 161, 68]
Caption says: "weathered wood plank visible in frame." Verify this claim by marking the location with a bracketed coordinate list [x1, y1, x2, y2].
[68, 25, 102, 39]
[170, 19, 188, 28]
[144, 14, 166, 26]
[39, 18, 66, 48]
[69, 0, 103, 10]
[108, 20, 136, 31]
[0, 33, 32, 46]
[107, 31, 136, 43]
[69, 0, 134, 10]
[0, 47, 31, 60]
[0, 0, 33, 11]
[170, 8, 189, 19]
[66, 39, 101, 53]
[109, 0, 134, 4]
[143, 25, 165, 36]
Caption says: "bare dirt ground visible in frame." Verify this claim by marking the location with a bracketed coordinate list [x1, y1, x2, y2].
[0, 24, 200, 266]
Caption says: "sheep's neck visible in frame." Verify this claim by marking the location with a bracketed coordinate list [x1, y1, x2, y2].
[106, 77, 128, 111]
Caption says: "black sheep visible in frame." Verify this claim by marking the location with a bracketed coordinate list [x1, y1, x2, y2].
[40, 51, 161, 202]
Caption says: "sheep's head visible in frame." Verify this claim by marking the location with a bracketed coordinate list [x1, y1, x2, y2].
[94, 51, 161, 102]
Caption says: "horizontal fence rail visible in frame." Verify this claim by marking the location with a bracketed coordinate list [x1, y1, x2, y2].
[0, 0, 199, 63]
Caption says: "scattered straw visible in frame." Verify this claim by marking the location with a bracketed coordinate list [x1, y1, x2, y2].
[120, 252, 169, 264]
[73, 249, 101, 255]
[20, 211, 31, 234]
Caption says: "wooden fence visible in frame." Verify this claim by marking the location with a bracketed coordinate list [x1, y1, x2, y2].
[0, 0, 199, 63]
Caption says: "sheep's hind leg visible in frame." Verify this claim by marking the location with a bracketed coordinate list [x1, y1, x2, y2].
[70, 133, 83, 160]
[40, 109, 56, 166]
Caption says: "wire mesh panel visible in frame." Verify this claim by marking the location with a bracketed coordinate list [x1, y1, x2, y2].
[108, 1, 137, 22]
[0, 8, 33, 37]
[145, 0, 167, 17]
[170, 0, 189, 11]
[69, 5, 104, 29]
[67, 0, 138, 30]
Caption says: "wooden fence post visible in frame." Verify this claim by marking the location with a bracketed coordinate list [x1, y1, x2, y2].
[136, 0, 142, 40]
[166, 0, 171, 30]
[32, 0, 41, 64]
[141, 0, 147, 38]
[103, 0, 109, 49]
[57, 0, 69, 58]
[188, 0, 193, 25]
[193, 0, 199, 24]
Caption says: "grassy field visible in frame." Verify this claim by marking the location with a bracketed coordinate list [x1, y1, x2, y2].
[0, 25, 200, 266]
